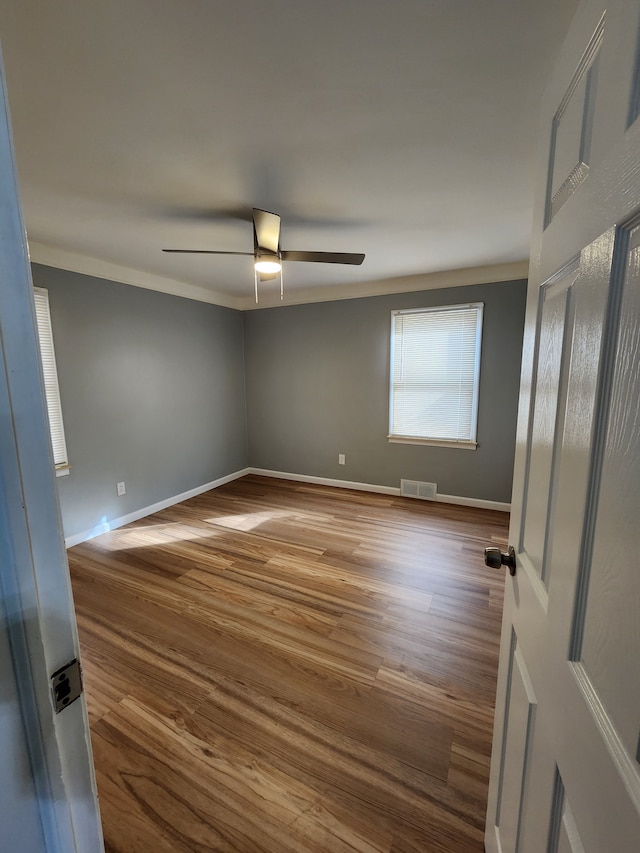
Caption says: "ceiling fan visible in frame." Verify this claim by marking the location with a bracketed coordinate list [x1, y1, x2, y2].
[163, 208, 365, 302]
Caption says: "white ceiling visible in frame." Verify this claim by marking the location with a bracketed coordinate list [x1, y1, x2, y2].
[0, 1, 578, 309]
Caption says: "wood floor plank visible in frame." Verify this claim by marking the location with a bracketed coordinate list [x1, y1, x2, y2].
[179, 565, 340, 636]
[202, 557, 389, 621]
[93, 697, 381, 853]
[68, 475, 508, 851]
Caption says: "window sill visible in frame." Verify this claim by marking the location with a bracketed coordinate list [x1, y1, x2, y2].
[387, 435, 477, 450]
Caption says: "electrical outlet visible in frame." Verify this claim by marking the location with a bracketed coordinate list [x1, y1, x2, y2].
[116, 481, 126, 496]
[338, 454, 346, 465]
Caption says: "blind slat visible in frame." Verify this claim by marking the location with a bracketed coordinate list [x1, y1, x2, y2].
[389, 304, 483, 443]
[33, 288, 69, 467]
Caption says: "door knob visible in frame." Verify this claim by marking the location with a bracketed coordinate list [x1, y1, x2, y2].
[484, 545, 516, 576]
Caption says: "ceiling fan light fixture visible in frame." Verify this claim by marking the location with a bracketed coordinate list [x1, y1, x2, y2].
[254, 257, 282, 274]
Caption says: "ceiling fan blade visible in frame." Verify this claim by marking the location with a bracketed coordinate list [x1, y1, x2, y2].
[162, 249, 254, 255]
[281, 250, 365, 265]
[253, 208, 281, 254]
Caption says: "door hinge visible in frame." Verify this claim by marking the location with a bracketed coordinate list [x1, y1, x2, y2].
[50, 658, 83, 713]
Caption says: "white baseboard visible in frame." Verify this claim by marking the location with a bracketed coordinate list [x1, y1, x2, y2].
[247, 468, 401, 495]
[434, 492, 510, 513]
[64, 468, 251, 548]
[248, 468, 510, 512]
[65, 465, 510, 547]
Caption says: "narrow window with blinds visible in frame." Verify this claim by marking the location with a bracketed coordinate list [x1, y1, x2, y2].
[33, 287, 70, 475]
[388, 303, 483, 449]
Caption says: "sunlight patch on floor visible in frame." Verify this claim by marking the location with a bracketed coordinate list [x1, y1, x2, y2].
[205, 509, 293, 532]
[99, 522, 217, 551]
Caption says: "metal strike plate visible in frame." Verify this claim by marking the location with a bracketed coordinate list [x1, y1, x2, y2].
[51, 658, 83, 713]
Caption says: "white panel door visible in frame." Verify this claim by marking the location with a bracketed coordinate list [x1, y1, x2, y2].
[485, 0, 640, 850]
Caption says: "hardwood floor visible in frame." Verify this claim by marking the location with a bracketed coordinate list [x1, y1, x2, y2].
[67, 475, 508, 853]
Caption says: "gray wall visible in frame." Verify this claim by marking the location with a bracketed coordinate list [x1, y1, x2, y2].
[32, 265, 248, 540]
[36, 265, 526, 541]
[243, 280, 526, 504]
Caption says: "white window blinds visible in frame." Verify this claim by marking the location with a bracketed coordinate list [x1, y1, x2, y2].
[33, 287, 69, 470]
[389, 303, 483, 447]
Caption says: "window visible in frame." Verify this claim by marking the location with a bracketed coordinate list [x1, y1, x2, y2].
[33, 287, 70, 475]
[389, 303, 483, 449]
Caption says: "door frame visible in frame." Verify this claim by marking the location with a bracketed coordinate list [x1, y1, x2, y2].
[0, 41, 103, 853]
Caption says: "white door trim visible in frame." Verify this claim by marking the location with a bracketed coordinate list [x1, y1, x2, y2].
[0, 39, 103, 853]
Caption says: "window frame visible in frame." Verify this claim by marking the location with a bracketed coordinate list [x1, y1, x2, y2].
[388, 302, 484, 450]
[33, 287, 70, 476]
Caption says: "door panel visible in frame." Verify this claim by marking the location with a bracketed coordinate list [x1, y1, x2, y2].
[495, 635, 538, 851]
[545, 18, 602, 225]
[522, 266, 576, 588]
[545, 229, 615, 660]
[554, 787, 587, 853]
[580, 221, 640, 762]
[486, 0, 640, 850]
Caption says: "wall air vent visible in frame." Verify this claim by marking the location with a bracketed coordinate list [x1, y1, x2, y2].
[400, 479, 437, 501]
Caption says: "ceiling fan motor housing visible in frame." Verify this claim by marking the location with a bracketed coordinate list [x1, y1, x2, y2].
[255, 250, 280, 263]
